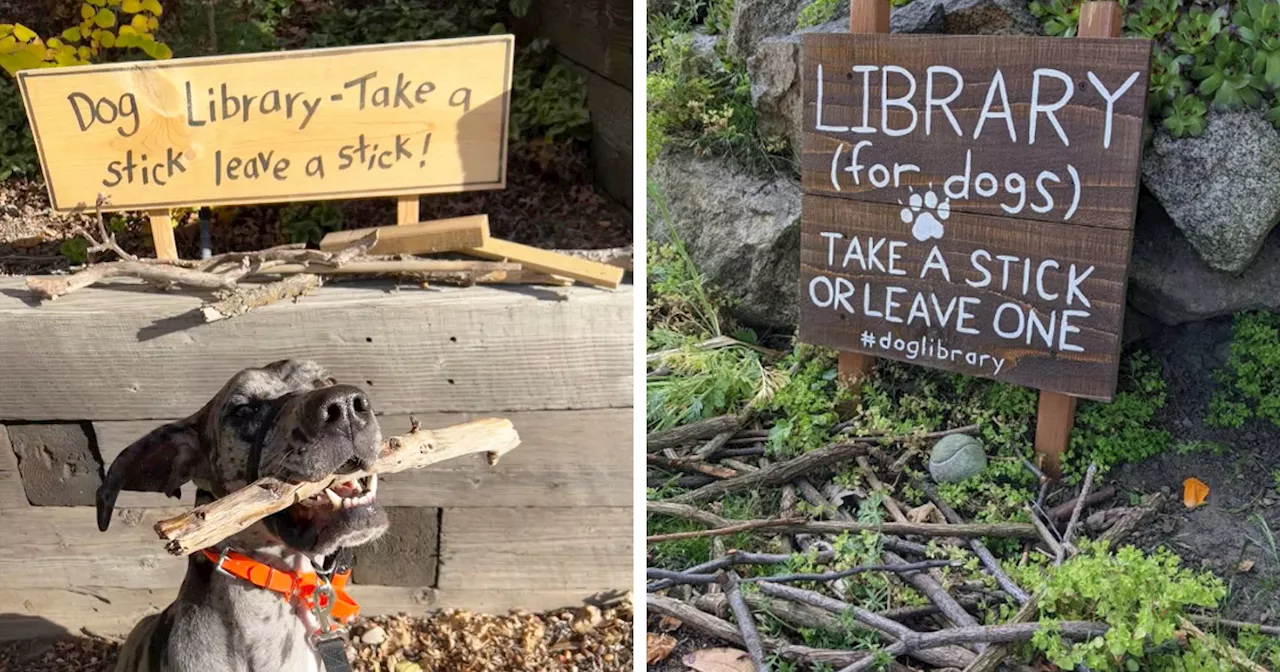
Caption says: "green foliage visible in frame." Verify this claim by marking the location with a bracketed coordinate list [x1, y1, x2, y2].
[761, 349, 853, 457]
[936, 458, 1037, 525]
[1237, 626, 1280, 669]
[1063, 351, 1170, 481]
[647, 183, 724, 338]
[0, 77, 36, 181]
[1, 0, 171, 76]
[509, 39, 591, 144]
[1028, 0, 1280, 135]
[1208, 311, 1280, 429]
[796, 0, 840, 29]
[277, 202, 344, 244]
[1013, 541, 1227, 671]
[59, 237, 89, 264]
[647, 344, 766, 431]
[646, 9, 790, 168]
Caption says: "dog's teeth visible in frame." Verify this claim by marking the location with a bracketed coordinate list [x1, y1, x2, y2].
[343, 498, 355, 509]
[325, 488, 343, 510]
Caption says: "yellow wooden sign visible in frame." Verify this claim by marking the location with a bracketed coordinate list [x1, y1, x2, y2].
[17, 35, 513, 212]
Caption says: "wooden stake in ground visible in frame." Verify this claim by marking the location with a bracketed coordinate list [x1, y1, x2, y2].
[1033, 0, 1121, 479]
[832, 0, 888, 385]
[154, 418, 521, 555]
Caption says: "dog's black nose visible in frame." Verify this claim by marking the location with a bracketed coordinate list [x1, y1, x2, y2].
[304, 384, 373, 434]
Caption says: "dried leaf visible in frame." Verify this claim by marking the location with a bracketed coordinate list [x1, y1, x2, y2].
[907, 502, 943, 524]
[658, 615, 683, 631]
[683, 647, 754, 672]
[1183, 477, 1210, 509]
[646, 633, 677, 664]
[571, 605, 602, 633]
[1238, 559, 1255, 573]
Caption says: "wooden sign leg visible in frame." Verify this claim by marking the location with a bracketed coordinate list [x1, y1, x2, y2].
[833, 0, 892, 387]
[1035, 391, 1077, 479]
[1031, 1, 1122, 479]
[148, 209, 178, 261]
[396, 195, 420, 226]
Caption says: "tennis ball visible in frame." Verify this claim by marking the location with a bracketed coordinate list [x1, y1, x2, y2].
[928, 434, 987, 483]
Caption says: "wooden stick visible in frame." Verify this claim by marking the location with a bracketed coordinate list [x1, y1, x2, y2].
[1098, 492, 1165, 547]
[154, 418, 520, 555]
[1047, 485, 1115, 521]
[200, 274, 323, 322]
[667, 441, 867, 504]
[463, 237, 625, 289]
[647, 413, 746, 452]
[319, 215, 489, 255]
[962, 596, 1039, 672]
[26, 261, 242, 299]
[921, 481, 1031, 605]
[1057, 462, 1098, 564]
[1179, 617, 1269, 672]
[646, 518, 1041, 544]
[720, 571, 767, 672]
[255, 259, 520, 276]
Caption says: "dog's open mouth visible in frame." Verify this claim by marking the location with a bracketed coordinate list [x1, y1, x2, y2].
[267, 474, 387, 554]
[294, 474, 379, 514]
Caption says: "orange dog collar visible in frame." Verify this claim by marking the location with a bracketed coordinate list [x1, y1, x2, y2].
[201, 547, 359, 635]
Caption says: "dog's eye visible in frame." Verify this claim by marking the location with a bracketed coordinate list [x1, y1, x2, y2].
[231, 403, 256, 418]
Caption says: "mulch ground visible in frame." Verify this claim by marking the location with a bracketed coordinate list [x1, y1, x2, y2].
[0, 600, 633, 672]
[0, 142, 632, 276]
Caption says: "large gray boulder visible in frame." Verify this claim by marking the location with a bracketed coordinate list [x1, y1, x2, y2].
[726, 0, 814, 61]
[748, 0, 1036, 156]
[649, 152, 801, 330]
[1142, 110, 1280, 274]
[1128, 190, 1280, 325]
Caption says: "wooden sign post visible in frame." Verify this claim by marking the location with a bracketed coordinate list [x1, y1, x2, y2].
[803, 1, 1149, 477]
[17, 35, 514, 258]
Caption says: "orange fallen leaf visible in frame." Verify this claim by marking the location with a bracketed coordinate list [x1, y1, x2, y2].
[683, 648, 754, 672]
[1183, 478, 1210, 509]
[1239, 559, 1256, 573]
[647, 633, 677, 664]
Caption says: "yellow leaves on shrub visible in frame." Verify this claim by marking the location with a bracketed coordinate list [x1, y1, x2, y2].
[1183, 477, 1210, 509]
[130, 14, 148, 31]
[99, 31, 115, 48]
[81, 4, 96, 19]
[141, 0, 162, 14]
[121, 0, 142, 12]
[93, 8, 116, 28]
[61, 27, 81, 43]
[12, 24, 36, 42]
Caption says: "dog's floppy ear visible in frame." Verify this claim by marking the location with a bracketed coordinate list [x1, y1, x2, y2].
[96, 419, 207, 532]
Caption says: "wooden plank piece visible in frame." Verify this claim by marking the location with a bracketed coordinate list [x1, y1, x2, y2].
[148, 210, 178, 261]
[95, 409, 633, 509]
[0, 281, 633, 420]
[319, 215, 491, 255]
[439, 507, 631, 590]
[463, 238, 625, 289]
[397, 194, 421, 226]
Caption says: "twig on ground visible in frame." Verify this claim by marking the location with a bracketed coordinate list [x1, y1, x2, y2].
[1058, 462, 1098, 565]
[884, 550, 982, 642]
[1179, 617, 1269, 672]
[648, 414, 747, 453]
[693, 430, 737, 461]
[668, 441, 868, 504]
[27, 261, 243, 299]
[961, 595, 1040, 672]
[747, 559, 960, 583]
[1098, 492, 1166, 547]
[645, 568, 718, 585]
[646, 454, 738, 479]
[646, 517, 1041, 544]
[858, 456, 909, 523]
[647, 501, 729, 527]
[756, 582, 976, 669]
[1048, 486, 1116, 522]
[921, 481, 1031, 605]
[646, 549, 838, 592]
[719, 571, 767, 672]
[1029, 506, 1065, 559]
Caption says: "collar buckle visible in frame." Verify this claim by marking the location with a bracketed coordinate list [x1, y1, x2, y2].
[211, 546, 236, 579]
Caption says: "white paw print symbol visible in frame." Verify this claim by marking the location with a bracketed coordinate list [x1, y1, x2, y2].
[900, 188, 951, 242]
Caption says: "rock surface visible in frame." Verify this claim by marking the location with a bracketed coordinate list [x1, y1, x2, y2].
[7, 423, 100, 507]
[726, 0, 813, 60]
[1142, 110, 1280, 273]
[649, 152, 801, 330]
[929, 434, 988, 483]
[1128, 190, 1280, 326]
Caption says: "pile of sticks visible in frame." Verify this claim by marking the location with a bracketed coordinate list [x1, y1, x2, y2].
[24, 198, 631, 321]
[645, 415, 1230, 672]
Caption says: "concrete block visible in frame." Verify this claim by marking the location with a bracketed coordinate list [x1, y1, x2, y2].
[8, 423, 101, 506]
[350, 507, 440, 586]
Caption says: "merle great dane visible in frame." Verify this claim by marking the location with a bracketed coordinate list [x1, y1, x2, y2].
[97, 360, 389, 672]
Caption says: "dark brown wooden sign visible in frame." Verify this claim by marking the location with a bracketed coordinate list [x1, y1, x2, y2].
[798, 33, 1152, 400]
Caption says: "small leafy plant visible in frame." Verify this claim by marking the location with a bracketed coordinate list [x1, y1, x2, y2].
[1063, 351, 1170, 480]
[1016, 541, 1227, 671]
[0, 0, 171, 75]
[277, 202, 344, 245]
[1208, 311, 1280, 429]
